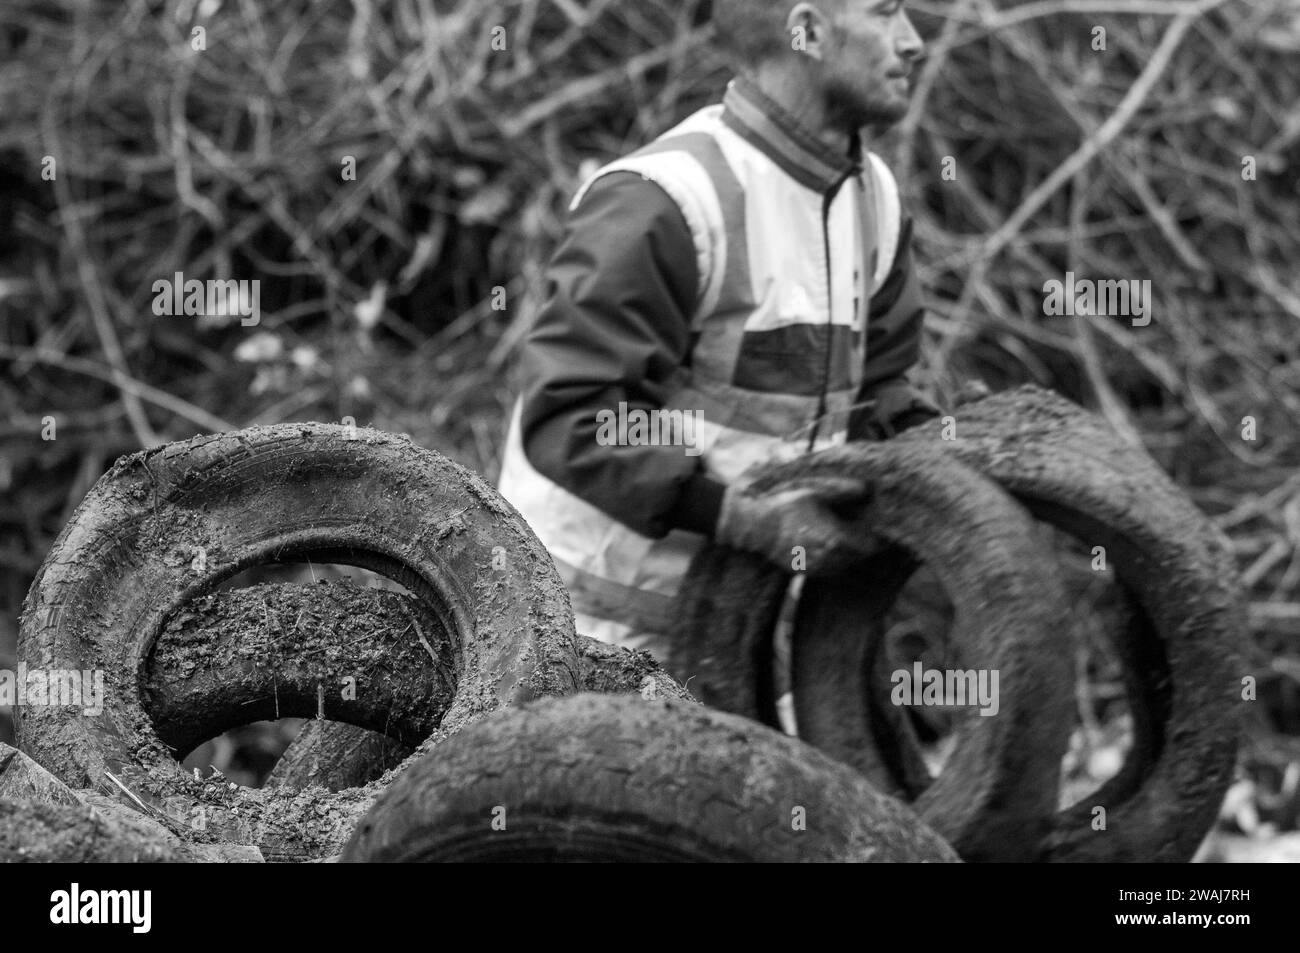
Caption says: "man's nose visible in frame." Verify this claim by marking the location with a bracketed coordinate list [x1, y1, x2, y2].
[896, 13, 925, 63]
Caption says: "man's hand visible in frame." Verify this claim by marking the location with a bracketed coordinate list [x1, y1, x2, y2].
[715, 475, 882, 577]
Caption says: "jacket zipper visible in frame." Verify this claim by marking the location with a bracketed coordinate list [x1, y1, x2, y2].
[809, 176, 853, 452]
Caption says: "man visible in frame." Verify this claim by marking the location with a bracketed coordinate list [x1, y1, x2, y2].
[499, 0, 939, 665]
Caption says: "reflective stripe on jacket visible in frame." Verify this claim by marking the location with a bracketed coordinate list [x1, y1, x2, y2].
[498, 76, 932, 656]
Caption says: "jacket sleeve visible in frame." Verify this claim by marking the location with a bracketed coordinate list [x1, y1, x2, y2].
[850, 216, 941, 440]
[517, 171, 726, 539]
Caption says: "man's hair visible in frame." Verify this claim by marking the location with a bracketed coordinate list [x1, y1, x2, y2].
[710, 0, 845, 68]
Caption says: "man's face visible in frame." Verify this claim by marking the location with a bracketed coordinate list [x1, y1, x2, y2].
[817, 0, 924, 129]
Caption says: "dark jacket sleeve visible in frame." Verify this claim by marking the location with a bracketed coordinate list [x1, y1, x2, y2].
[850, 217, 941, 440]
[518, 171, 726, 539]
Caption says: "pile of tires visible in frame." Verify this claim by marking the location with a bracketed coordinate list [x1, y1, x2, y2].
[12, 424, 580, 860]
[3, 387, 1244, 863]
[675, 385, 1247, 862]
[5, 422, 955, 863]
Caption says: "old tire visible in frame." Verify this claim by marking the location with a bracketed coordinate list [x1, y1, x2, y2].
[145, 581, 454, 755]
[229, 586, 696, 792]
[148, 580, 444, 795]
[0, 742, 83, 808]
[341, 693, 960, 863]
[266, 721, 412, 794]
[0, 798, 189, 863]
[144, 580, 692, 794]
[676, 440, 1075, 861]
[17, 424, 580, 860]
[882, 385, 1245, 861]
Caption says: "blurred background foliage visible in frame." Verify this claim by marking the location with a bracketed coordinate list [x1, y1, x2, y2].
[1, 0, 1298, 859]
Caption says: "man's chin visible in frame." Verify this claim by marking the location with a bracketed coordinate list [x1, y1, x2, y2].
[827, 85, 910, 132]
[854, 100, 909, 130]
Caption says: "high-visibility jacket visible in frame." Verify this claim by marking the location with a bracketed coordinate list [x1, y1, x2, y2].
[498, 75, 936, 662]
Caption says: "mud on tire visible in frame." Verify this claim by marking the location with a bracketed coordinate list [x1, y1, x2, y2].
[17, 424, 580, 861]
[889, 385, 1245, 862]
[678, 387, 1245, 862]
[141, 582, 693, 793]
[675, 440, 1075, 862]
[341, 693, 961, 863]
[0, 798, 188, 863]
[266, 629, 696, 792]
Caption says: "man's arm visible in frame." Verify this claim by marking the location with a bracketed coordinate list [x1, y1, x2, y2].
[518, 171, 726, 539]
[851, 217, 941, 439]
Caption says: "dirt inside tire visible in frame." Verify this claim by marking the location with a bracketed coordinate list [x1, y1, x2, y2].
[145, 581, 454, 755]
[142, 582, 692, 793]
[267, 632, 696, 792]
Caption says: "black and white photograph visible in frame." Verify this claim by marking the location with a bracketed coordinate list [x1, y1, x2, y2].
[0, 0, 1296, 907]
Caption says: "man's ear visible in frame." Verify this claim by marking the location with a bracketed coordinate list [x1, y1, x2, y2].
[786, 2, 834, 61]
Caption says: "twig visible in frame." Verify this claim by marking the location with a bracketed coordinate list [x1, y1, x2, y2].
[40, 95, 159, 448]
[0, 344, 234, 434]
[931, 0, 1231, 381]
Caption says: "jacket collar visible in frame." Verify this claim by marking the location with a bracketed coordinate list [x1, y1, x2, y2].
[721, 75, 863, 194]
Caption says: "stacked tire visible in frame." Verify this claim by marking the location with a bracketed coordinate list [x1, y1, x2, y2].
[8, 422, 954, 863]
[675, 386, 1246, 862]
[342, 694, 959, 863]
[6, 387, 1244, 863]
[14, 424, 581, 860]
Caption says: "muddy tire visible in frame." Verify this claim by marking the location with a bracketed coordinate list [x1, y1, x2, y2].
[341, 694, 960, 863]
[0, 742, 83, 807]
[145, 581, 453, 755]
[0, 798, 189, 863]
[1, 746, 262, 861]
[256, 618, 694, 792]
[266, 721, 412, 794]
[574, 633, 697, 701]
[17, 424, 580, 861]
[677, 440, 1074, 861]
[886, 386, 1245, 861]
[143, 577, 454, 764]
[147, 580, 436, 794]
